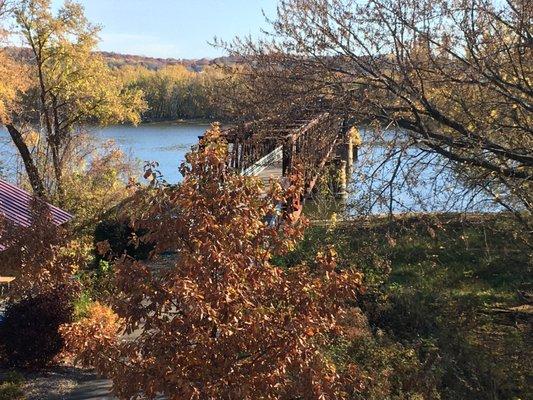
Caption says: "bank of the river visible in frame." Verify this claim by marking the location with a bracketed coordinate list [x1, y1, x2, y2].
[140, 117, 229, 125]
[278, 214, 532, 399]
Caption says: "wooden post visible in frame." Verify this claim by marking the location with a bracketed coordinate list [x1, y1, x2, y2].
[345, 133, 354, 178]
[282, 135, 297, 176]
[336, 159, 348, 200]
[282, 137, 291, 176]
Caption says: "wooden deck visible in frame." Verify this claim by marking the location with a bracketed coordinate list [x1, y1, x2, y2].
[223, 113, 345, 220]
[256, 160, 283, 187]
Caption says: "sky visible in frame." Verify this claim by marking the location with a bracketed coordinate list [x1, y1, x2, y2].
[50, 0, 278, 59]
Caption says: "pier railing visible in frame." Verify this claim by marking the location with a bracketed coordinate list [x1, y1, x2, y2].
[221, 113, 344, 219]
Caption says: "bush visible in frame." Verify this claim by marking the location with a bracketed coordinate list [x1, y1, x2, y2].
[60, 302, 121, 367]
[94, 218, 153, 261]
[344, 337, 441, 400]
[72, 290, 93, 319]
[0, 371, 25, 400]
[83, 125, 366, 399]
[75, 259, 116, 304]
[364, 290, 441, 341]
[0, 284, 78, 369]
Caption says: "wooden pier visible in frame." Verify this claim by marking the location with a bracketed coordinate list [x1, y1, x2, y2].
[221, 113, 357, 219]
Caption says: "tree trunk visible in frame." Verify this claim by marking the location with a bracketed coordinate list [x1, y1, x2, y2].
[50, 143, 64, 205]
[5, 124, 47, 199]
[51, 94, 65, 206]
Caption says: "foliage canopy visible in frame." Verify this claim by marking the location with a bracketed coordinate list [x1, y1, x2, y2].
[72, 125, 365, 399]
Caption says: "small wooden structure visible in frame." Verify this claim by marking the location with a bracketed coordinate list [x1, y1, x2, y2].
[220, 113, 356, 219]
[0, 276, 15, 296]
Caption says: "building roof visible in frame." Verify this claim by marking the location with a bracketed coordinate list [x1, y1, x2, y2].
[0, 179, 73, 228]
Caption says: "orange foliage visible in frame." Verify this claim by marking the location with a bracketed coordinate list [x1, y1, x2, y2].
[60, 302, 122, 365]
[79, 124, 364, 399]
[0, 200, 80, 299]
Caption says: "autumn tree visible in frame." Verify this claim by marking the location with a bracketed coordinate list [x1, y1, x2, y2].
[0, 1, 27, 125]
[0, 199, 80, 299]
[69, 124, 364, 399]
[2, 0, 145, 202]
[224, 0, 532, 226]
[118, 64, 243, 121]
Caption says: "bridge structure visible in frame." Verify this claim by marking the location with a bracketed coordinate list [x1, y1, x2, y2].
[221, 113, 356, 220]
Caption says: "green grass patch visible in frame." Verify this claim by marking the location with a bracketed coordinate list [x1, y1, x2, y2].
[283, 214, 532, 399]
[0, 371, 25, 400]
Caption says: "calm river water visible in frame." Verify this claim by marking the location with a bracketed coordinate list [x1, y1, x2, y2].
[0, 122, 211, 183]
[0, 122, 494, 214]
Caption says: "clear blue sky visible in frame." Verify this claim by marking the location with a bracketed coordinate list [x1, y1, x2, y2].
[51, 0, 278, 59]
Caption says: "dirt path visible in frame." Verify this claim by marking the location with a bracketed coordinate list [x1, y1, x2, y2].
[60, 376, 114, 400]
[1, 366, 115, 400]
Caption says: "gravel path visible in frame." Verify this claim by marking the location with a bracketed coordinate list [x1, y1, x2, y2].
[61, 375, 114, 400]
[1, 366, 115, 400]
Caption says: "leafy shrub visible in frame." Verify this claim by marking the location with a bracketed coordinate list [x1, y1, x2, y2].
[0, 284, 78, 369]
[72, 290, 93, 320]
[76, 260, 116, 303]
[346, 337, 441, 400]
[94, 218, 153, 261]
[0, 371, 25, 400]
[83, 125, 366, 399]
[60, 302, 121, 367]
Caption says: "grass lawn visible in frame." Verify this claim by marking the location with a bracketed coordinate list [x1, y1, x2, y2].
[280, 214, 532, 399]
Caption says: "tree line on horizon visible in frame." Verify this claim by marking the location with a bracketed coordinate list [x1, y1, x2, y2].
[116, 63, 243, 122]
[3, 45, 243, 123]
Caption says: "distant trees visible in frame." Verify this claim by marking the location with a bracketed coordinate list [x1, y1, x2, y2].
[117, 64, 243, 122]
[1, 0, 145, 202]
[225, 0, 532, 225]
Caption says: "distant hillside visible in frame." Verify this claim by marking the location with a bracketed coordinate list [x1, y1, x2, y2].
[4, 47, 239, 72]
[99, 51, 239, 71]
